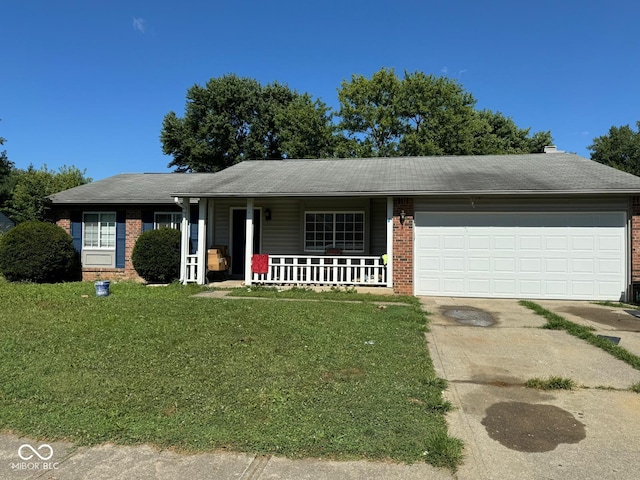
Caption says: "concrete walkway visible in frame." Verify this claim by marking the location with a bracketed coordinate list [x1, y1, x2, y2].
[3, 297, 640, 479]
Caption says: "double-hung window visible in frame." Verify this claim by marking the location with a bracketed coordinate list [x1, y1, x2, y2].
[83, 212, 116, 249]
[155, 212, 182, 230]
[305, 212, 364, 253]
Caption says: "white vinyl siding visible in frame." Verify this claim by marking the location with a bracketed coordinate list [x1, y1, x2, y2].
[210, 198, 385, 256]
[83, 212, 116, 249]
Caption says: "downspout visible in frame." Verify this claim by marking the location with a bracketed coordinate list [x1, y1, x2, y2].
[175, 196, 189, 284]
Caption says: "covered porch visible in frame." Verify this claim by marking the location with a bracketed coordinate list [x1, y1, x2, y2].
[177, 196, 395, 289]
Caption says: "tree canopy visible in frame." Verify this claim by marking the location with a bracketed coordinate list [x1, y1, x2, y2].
[161, 75, 336, 172]
[588, 121, 640, 176]
[161, 69, 553, 171]
[337, 68, 552, 157]
[4, 165, 91, 223]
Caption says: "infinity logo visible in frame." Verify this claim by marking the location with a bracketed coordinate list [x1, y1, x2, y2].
[18, 444, 54, 461]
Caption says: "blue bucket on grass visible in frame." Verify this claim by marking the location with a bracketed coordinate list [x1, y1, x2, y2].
[95, 281, 110, 297]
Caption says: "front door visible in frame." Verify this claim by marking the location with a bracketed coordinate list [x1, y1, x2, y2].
[231, 209, 261, 276]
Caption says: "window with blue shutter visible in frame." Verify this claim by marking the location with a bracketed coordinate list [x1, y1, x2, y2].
[142, 210, 154, 232]
[70, 211, 82, 254]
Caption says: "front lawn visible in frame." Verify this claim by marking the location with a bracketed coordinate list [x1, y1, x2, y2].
[0, 281, 461, 469]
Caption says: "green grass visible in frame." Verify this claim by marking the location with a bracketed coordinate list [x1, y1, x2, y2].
[226, 285, 420, 304]
[593, 301, 638, 309]
[0, 281, 461, 469]
[631, 383, 640, 393]
[525, 376, 576, 390]
[519, 300, 640, 371]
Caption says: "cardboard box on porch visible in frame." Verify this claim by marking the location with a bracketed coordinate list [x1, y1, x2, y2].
[208, 245, 228, 257]
[207, 248, 230, 271]
[208, 256, 230, 272]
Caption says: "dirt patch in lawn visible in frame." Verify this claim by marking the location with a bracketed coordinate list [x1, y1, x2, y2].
[561, 306, 640, 332]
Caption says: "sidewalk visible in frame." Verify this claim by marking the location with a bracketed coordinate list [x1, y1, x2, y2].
[0, 434, 454, 480]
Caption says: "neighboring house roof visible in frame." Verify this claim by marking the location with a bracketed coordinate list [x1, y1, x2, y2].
[50, 153, 640, 205]
[0, 212, 14, 233]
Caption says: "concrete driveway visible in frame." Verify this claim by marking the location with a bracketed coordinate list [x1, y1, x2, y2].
[422, 297, 640, 480]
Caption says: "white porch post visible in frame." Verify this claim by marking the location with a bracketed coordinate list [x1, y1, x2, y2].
[197, 198, 207, 285]
[244, 198, 254, 286]
[176, 196, 190, 284]
[386, 196, 394, 288]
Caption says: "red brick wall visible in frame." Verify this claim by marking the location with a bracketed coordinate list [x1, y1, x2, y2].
[392, 197, 414, 295]
[632, 197, 640, 285]
[56, 210, 71, 235]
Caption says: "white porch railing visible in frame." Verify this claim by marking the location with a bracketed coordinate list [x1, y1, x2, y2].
[252, 255, 387, 286]
[186, 254, 199, 283]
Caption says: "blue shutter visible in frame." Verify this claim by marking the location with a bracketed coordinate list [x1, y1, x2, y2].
[142, 210, 154, 232]
[190, 205, 199, 254]
[70, 211, 82, 253]
[116, 211, 126, 268]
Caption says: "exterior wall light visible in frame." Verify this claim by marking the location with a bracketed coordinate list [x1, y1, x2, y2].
[399, 210, 406, 225]
[265, 208, 272, 221]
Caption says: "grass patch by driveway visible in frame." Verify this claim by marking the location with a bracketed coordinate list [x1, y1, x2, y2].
[0, 282, 461, 469]
[519, 300, 640, 371]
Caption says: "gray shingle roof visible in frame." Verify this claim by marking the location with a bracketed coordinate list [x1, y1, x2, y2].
[49, 173, 197, 204]
[172, 153, 640, 197]
[50, 154, 640, 205]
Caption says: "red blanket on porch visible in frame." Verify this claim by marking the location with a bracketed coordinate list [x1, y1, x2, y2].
[251, 254, 269, 274]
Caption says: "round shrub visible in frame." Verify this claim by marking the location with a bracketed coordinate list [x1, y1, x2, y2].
[0, 221, 80, 283]
[132, 228, 181, 283]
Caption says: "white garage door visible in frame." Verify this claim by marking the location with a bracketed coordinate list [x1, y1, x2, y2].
[414, 212, 627, 300]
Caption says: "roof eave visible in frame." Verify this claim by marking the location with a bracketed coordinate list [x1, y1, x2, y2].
[170, 189, 640, 198]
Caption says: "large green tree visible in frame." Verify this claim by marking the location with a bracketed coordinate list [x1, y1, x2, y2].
[6, 165, 91, 223]
[588, 121, 640, 176]
[338, 68, 552, 157]
[161, 75, 336, 172]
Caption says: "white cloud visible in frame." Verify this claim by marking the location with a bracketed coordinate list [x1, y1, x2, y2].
[133, 17, 146, 33]
[441, 66, 448, 74]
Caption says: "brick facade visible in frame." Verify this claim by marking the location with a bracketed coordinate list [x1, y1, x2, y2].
[632, 197, 640, 286]
[392, 197, 414, 295]
[55, 208, 143, 282]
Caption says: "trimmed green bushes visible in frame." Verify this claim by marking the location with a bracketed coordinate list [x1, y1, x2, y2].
[0, 221, 80, 283]
[132, 228, 181, 283]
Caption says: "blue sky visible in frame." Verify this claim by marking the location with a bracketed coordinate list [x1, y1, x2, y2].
[2, 0, 639, 180]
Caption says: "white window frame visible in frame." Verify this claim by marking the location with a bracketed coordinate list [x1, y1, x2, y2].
[154, 212, 182, 230]
[304, 211, 365, 253]
[83, 212, 116, 250]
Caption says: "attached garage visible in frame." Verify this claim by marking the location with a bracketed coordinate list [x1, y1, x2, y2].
[414, 210, 628, 300]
